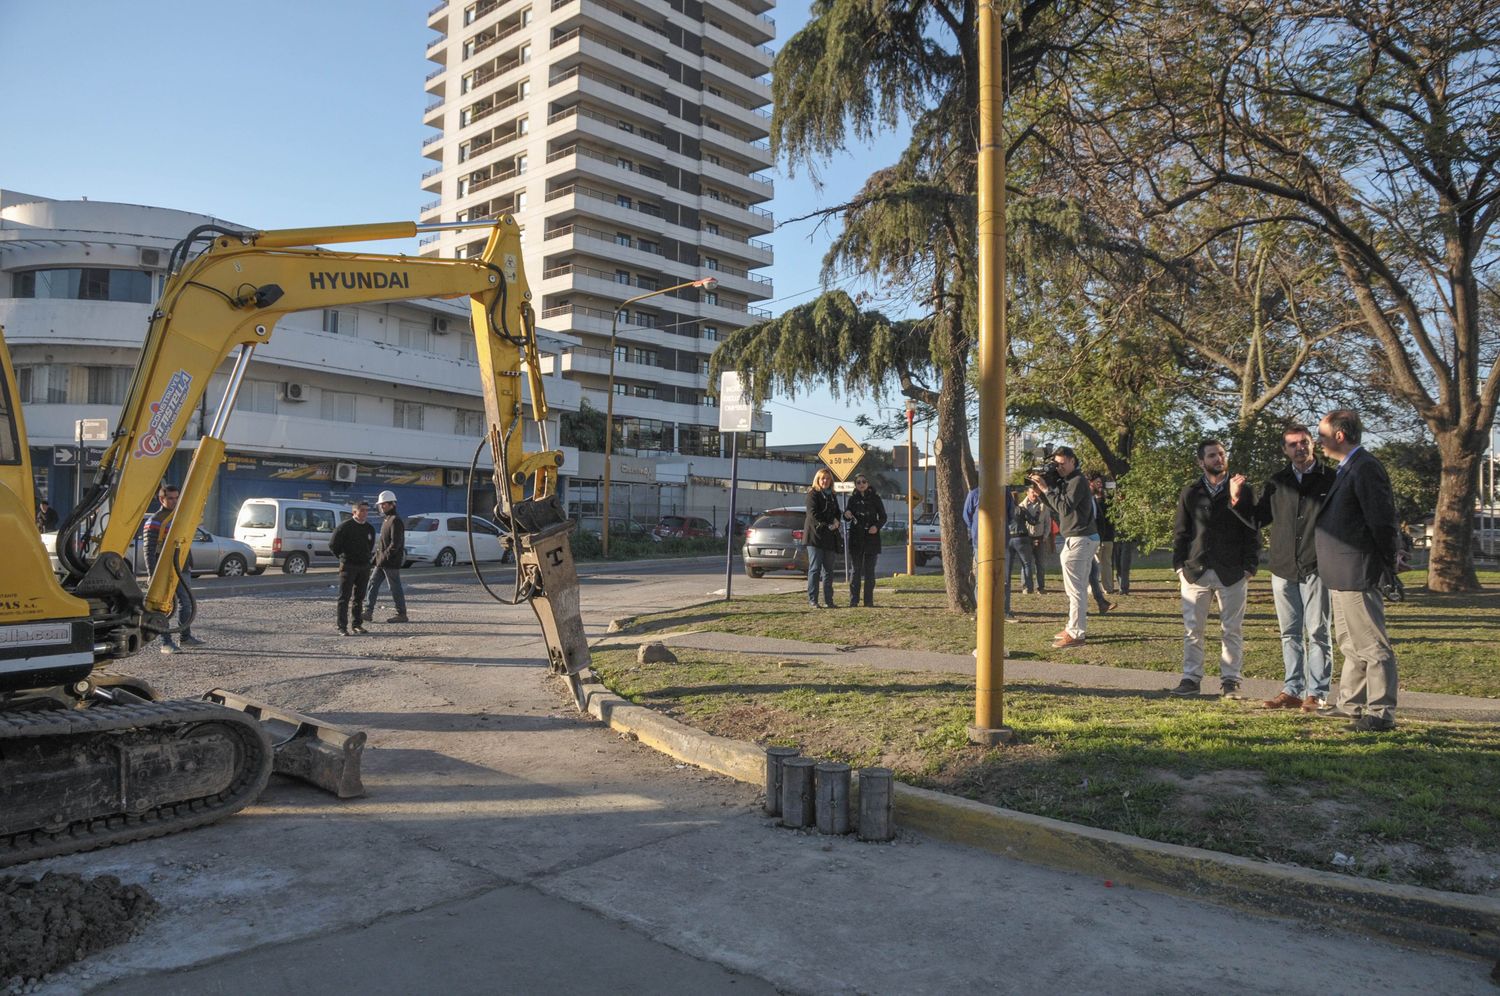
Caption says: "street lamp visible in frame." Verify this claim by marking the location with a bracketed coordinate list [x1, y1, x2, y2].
[603, 275, 719, 556]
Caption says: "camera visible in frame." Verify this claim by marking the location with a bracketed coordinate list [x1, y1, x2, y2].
[1028, 464, 1063, 489]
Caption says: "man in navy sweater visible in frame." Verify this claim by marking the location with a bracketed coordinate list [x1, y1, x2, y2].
[1313, 410, 1404, 732]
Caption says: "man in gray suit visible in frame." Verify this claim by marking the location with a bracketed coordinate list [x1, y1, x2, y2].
[1314, 410, 1404, 733]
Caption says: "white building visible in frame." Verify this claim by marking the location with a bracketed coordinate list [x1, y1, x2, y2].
[417, 0, 777, 475]
[0, 189, 579, 534]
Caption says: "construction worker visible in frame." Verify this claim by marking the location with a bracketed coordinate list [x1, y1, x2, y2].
[365, 490, 409, 623]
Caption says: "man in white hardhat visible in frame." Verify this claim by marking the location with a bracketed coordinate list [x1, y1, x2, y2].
[365, 490, 410, 623]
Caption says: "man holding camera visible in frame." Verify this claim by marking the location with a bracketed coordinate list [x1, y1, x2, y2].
[1170, 440, 1260, 698]
[1028, 446, 1097, 649]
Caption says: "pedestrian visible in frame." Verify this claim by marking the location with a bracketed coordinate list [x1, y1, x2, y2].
[1086, 475, 1116, 615]
[1112, 532, 1134, 595]
[142, 483, 204, 654]
[803, 468, 842, 608]
[843, 474, 886, 606]
[1090, 474, 1117, 593]
[329, 500, 377, 636]
[1028, 446, 1096, 648]
[1168, 440, 1260, 697]
[1229, 423, 1336, 712]
[1008, 486, 1037, 595]
[35, 499, 58, 533]
[1313, 409, 1404, 732]
[962, 481, 1014, 620]
[366, 490, 410, 623]
[1020, 484, 1051, 593]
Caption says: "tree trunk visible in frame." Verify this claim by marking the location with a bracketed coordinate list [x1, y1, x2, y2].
[1428, 432, 1482, 593]
[935, 332, 975, 614]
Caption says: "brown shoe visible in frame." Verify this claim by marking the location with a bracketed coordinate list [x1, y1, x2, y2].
[1262, 691, 1303, 710]
[1300, 695, 1326, 713]
[1052, 633, 1086, 649]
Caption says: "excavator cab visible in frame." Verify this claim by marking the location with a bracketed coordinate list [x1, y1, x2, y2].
[0, 327, 95, 695]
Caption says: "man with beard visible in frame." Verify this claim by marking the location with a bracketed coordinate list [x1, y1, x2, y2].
[1169, 440, 1260, 698]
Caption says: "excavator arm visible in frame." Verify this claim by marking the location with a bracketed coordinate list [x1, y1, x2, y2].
[56, 217, 587, 697]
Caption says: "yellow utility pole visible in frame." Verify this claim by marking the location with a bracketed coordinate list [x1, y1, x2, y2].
[970, 0, 1014, 745]
[905, 399, 916, 575]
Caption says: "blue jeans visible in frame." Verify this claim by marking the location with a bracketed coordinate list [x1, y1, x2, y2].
[806, 546, 835, 606]
[1009, 536, 1034, 592]
[366, 566, 407, 617]
[1271, 573, 1332, 698]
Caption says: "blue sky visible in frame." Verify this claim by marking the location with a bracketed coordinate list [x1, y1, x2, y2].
[0, 0, 912, 446]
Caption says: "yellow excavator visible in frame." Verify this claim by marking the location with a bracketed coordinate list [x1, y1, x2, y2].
[0, 217, 592, 866]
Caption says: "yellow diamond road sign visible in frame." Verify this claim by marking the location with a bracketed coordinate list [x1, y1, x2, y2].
[819, 426, 866, 482]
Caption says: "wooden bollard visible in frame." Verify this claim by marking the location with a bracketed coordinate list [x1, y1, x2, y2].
[814, 762, 851, 835]
[779, 757, 817, 828]
[857, 767, 894, 841]
[764, 746, 800, 816]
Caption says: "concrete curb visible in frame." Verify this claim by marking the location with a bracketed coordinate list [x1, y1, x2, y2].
[576, 676, 1500, 960]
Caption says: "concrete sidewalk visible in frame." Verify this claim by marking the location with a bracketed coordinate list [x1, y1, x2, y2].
[641, 630, 1500, 723]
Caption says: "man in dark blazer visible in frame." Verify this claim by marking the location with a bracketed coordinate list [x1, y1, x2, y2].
[1314, 409, 1403, 732]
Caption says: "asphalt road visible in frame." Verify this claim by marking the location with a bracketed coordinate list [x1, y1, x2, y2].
[15, 552, 1493, 995]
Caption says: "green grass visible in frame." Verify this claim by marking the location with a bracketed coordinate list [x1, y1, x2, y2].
[621, 566, 1500, 698]
[592, 648, 1500, 893]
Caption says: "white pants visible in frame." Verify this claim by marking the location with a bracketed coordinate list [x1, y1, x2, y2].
[1060, 536, 1099, 639]
[1179, 568, 1247, 681]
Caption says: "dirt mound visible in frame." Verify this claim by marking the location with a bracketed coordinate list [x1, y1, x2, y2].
[1, 872, 159, 984]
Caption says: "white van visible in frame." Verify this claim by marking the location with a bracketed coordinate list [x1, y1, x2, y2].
[234, 498, 355, 574]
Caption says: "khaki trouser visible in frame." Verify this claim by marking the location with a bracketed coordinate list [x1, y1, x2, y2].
[1179, 568, 1247, 681]
[1330, 587, 1399, 722]
[1059, 536, 1099, 639]
[1095, 541, 1115, 593]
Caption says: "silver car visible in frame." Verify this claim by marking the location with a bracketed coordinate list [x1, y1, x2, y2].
[741, 507, 809, 579]
[41, 526, 261, 578]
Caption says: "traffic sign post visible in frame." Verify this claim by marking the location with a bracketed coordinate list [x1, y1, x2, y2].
[818, 426, 865, 482]
[719, 371, 753, 601]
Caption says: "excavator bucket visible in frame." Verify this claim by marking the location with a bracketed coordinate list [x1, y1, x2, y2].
[203, 689, 367, 798]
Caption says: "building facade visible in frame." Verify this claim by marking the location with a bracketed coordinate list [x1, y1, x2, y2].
[417, 0, 776, 466]
[0, 190, 580, 535]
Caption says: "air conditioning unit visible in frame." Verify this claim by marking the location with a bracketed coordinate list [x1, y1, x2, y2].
[139, 247, 163, 268]
[334, 462, 358, 484]
[446, 468, 466, 487]
[432, 316, 452, 334]
[279, 382, 311, 402]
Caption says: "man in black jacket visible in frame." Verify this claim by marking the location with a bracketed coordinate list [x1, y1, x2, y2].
[1230, 424, 1336, 712]
[1169, 440, 1260, 697]
[1029, 445, 1097, 649]
[143, 484, 202, 654]
[329, 500, 376, 636]
[366, 491, 410, 623]
[1314, 409, 1403, 732]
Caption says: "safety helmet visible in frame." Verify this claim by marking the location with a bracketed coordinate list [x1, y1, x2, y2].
[377, 490, 398, 505]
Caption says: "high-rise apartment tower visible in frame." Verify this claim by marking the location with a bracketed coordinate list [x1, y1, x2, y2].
[419, 0, 775, 460]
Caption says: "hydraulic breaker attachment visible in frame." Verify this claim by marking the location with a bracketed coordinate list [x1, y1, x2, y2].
[203, 689, 367, 798]
[513, 507, 591, 710]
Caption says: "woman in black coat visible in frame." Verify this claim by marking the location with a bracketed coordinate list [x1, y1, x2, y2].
[843, 474, 887, 606]
[804, 467, 842, 608]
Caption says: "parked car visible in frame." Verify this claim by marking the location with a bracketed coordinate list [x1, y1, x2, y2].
[587, 519, 655, 542]
[234, 497, 354, 574]
[912, 513, 942, 566]
[652, 515, 714, 541]
[402, 512, 514, 567]
[40, 526, 261, 578]
[741, 506, 809, 579]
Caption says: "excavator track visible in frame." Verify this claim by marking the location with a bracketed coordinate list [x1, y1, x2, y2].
[0, 699, 273, 868]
